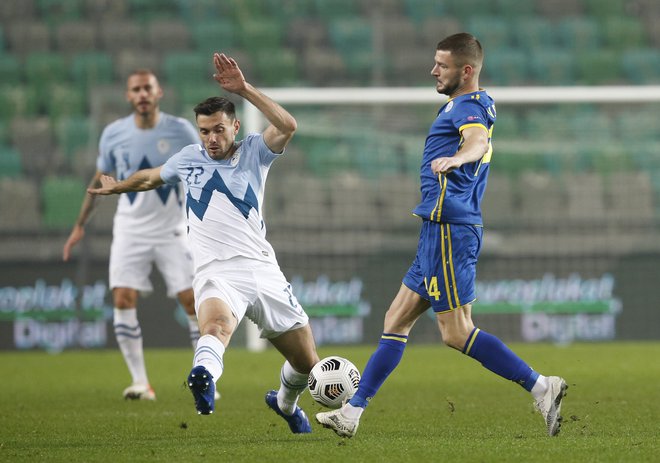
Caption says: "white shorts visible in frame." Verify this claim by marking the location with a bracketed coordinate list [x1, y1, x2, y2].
[109, 232, 194, 298]
[193, 257, 309, 339]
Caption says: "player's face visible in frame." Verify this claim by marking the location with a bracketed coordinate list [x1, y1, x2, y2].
[431, 50, 464, 97]
[126, 74, 162, 116]
[197, 111, 241, 160]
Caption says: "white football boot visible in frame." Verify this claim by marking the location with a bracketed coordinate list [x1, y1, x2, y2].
[316, 407, 360, 438]
[534, 376, 568, 436]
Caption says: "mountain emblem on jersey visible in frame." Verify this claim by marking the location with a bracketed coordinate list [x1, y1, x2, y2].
[125, 157, 180, 205]
[186, 169, 258, 221]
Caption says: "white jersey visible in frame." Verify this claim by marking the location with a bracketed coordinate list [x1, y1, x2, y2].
[97, 112, 200, 239]
[160, 133, 280, 272]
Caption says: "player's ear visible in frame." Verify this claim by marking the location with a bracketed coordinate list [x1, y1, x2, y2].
[234, 119, 240, 135]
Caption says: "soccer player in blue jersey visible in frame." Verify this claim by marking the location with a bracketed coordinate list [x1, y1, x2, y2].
[316, 33, 567, 438]
[63, 69, 212, 401]
[87, 53, 320, 434]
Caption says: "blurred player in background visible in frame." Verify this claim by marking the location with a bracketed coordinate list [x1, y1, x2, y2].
[63, 69, 211, 401]
[87, 53, 320, 434]
[316, 33, 567, 438]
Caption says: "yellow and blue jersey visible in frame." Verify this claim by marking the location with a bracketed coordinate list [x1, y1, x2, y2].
[413, 90, 496, 225]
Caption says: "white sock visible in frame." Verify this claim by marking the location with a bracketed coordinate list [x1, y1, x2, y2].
[187, 314, 200, 349]
[277, 361, 308, 415]
[342, 403, 364, 420]
[113, 308, 148, 385]
[193, 334, 225, 383]
[531, 374, 549, 401]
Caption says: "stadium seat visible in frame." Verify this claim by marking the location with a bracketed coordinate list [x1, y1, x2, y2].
[190, 19, 237, 55]
[10, 117, 58, 179]
[0, 85, 38, 122]
[127, 0, 179, 22]
[0, 144, 23, 178]
[55, 116, 96, 165]
[252, 48, 300, 87]
[379, 17, 418, 54]
[162, 52, 214, 90]
[482, 47, 528, 86]
[145, 19, 192, 52]
[492, 109, 521, 139]
[37, 0, 83, 25]
[536, 0, 584, 18]
[0, 0, 36, 22]
[374, 173, 419, 227]
[115, 49, 160, 81]
[575, 50, 622, 85]
[583, 0, 627, 19]
[301, 47, 347, 86]
[617, 108, 659, 142]
[0, 177, 41, 231]
[493, 0, 536, 17]
[511, 17, 556, 50]
[0, 55, 21, 87]
[45, 84, 87, 122]
[402, 0, 446, 25]
[621, 49, 660, 85]
[601, 17, 647, 51]
[447, 0, 496, 21]
[557, 17, 600, 50]
[238, 20, 284, 53]
[24, 51, 68, 102]
[388, 48, 435, 86]
[314, 0, 359, 21]
[6, 20, 51, 55]
[98, 19, 144, 53]
[466, 17, 513, 49]
[71, 52, 114, 91]
[83, 0, 129, 21]
[41, 176, 87, 229]
[528, 48, 575, 85]
[177, 0, 232, 24]
[328, 18, 375, 83]
[54, 21, 97, 54]
[569, 109, 614, 143]
[418, 17, 463, 48]
[287, 18, 329, 53]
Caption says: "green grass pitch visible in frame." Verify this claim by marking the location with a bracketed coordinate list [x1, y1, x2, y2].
[1, 342, 658, 462]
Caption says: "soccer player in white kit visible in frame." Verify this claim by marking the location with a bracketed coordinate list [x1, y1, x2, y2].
[88, 53, 320, 434]
[63, 70, 206, 401]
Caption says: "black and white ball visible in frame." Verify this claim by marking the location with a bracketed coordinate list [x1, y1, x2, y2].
[308, 356, 361, 409]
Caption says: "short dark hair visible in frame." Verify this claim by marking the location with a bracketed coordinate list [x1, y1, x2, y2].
[193, 96, 236, 120]
[437, 33, 484, 68]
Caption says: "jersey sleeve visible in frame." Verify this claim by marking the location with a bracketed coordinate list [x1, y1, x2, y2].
[160, 150, 183, 185]
[96, 125, 115, 174]
[454, 99, 491, 134]
[246, 133, 282, 166]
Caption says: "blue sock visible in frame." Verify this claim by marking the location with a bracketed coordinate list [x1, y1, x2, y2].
[462, 328, 539, 391]
[349, 333, 408, 408]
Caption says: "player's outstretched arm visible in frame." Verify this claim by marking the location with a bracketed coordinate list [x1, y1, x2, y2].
[88, 167, 165, 195]
[212, 52, 296, 153]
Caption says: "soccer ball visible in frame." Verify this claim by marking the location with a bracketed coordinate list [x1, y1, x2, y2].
[308, 356, 361, 409]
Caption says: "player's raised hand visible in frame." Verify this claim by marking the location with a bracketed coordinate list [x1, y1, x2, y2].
[87, 175, 118, 195]
[213, 53, 247, 94]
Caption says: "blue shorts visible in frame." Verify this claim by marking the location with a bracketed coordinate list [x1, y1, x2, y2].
[403, 221, 482, 313]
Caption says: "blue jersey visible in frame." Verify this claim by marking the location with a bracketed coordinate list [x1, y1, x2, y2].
[412, 90, 496, 225]
[97, 112, 200, 238]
